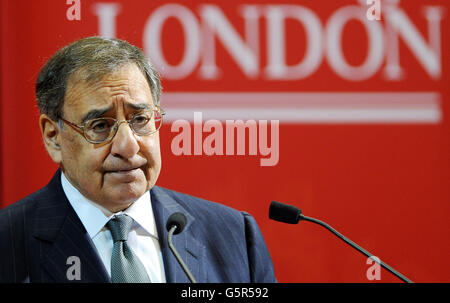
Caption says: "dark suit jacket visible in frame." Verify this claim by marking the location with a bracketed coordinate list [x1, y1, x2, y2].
[0, 170, 276, 283]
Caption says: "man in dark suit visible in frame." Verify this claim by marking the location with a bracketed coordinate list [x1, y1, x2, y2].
[0, 37, 276, 283]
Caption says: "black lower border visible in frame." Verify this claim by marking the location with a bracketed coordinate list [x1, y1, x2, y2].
[0, 282, 445, 301]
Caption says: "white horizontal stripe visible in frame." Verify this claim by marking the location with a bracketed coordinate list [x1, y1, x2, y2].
[160, 92, 441, 124]
[164, 108, 441, 124]
[161, 92, 440, 106]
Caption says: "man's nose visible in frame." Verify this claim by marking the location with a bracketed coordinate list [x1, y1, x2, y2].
[110, 121, 139, 159]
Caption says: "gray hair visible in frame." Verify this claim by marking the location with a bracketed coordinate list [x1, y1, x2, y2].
[36, 36, 162, 121]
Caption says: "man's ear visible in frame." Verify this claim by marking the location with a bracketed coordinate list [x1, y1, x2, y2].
[39, 114, 62, 164]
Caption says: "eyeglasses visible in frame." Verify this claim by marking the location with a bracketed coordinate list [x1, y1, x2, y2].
[58, 108, 165, 144]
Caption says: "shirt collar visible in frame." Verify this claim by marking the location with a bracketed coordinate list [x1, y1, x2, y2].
[122, 190, 157, 238]
[60, 172, 157, 239]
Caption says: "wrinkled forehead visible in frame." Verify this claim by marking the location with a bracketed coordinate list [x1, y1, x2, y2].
[63, 64, 154, 114]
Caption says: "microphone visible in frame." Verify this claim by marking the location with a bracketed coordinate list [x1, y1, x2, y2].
[166, 212, 197, 283]
[269, 201, 413, 283]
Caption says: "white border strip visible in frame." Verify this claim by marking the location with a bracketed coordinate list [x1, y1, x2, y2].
[160, 92, 442, 124]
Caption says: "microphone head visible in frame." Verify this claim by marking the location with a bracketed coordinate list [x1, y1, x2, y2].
[269, 201, 302, 224]
[166, 212, 187, 235]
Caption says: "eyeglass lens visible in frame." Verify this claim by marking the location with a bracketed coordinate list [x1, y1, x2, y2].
[84, 110, 163, 143]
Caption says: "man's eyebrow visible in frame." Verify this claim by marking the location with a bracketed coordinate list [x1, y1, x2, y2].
[81, 106, 112, 123]
[80, 103, 152, 123]
[127, 103, 153, 111]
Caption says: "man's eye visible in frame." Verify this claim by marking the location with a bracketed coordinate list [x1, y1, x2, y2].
[90, 120, 110, 132]
[133, 115, 150, 125]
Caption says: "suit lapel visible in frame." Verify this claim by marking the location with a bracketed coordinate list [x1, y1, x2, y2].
[32, 170, 110, 283]
[32, 171, 204, 283]
[151, 186, 205, 283]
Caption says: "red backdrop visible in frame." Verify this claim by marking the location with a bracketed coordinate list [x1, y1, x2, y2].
[1, 0, 449, 282]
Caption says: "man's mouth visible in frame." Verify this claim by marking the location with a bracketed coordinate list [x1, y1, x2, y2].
[114, 167, 140, 173]
[105, 163, 146, 173]
[104, 164, 146, 176]
[103, 166, 145, 183]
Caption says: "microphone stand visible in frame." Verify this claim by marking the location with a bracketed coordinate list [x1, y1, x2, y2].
[168, 225, 197, 283]
[301, 214, 413, 283]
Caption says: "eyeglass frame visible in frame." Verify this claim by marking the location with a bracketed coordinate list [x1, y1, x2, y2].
[57, 107, 166, 144]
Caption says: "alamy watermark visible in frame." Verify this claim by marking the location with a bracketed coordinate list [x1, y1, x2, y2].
[66, 0, 81, 21]
[170, 112, 280, 167]
[366, 256, 381, 280]
[366, 0, 381, 21]
[66, 256, 81, 281]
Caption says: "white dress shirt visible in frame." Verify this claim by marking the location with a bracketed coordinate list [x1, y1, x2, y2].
[61, 172, 166, 282]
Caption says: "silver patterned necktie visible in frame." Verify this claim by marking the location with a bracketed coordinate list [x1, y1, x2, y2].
[106, 214, 151, 283]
